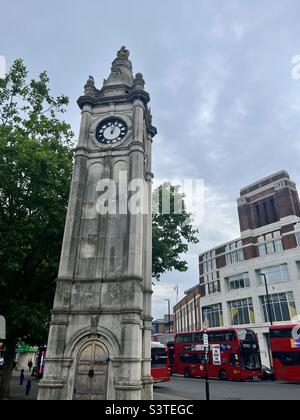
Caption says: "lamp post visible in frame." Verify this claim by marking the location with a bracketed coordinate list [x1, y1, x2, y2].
[203, 307, 213, 401]
[260, 273, 274, 369]
[260, 273, 273, 325]
[164, 299, 171, 334]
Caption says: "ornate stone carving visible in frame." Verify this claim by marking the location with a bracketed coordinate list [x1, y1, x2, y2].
[133, 73, 145, 90]
[274, 181, 286, 190]
[237, 197, 247, 206]
[84, 75, 95, 96]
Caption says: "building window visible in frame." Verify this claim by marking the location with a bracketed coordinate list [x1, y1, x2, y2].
[225, 242, 244, 265]
[203, 256, 217, 273]
[296, 232, 300, 246]
[255, 199, 279, 228]
[226, 273, 250, 292]
[190, 303, 194, 329]
[260, 292, 297, 323]
[202, 304, 224, 328]
[255, 204, 262, 227]
[177, 317, 180, 332]
[258, 231, 283, 257]
[256, 264, 289, 286]
[208, 280, 221, 295]
[229, 298, 255, 325]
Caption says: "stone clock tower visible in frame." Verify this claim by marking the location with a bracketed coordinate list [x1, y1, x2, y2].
[38, 47, 157, 401]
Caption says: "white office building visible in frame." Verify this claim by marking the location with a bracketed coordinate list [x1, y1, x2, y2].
[199, 171, 300, 367]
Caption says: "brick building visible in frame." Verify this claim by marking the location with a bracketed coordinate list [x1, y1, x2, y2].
[173, 285, 203, 333]
[198, 170, 300, 367]
[152, 315, 174, 335]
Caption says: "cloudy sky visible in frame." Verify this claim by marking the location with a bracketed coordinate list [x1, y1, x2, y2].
[1, 0, 300, 318]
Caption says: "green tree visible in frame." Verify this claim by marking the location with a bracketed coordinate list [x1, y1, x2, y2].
[0, 59, 73, 399]
[0, 60, 198, 400]
[152, 183, 199, 281]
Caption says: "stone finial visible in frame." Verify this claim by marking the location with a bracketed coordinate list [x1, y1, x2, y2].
[237, 197, 247, 206]
[117, 46, 130, 60]
[133, 73, 145, 90]
[84, 75, 95, 96]
[103, 47, 134, 89]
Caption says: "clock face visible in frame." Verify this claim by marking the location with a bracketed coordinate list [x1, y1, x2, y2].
[96, 117, 128, 145]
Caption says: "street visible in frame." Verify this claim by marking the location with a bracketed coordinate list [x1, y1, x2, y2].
[153, 376, 300, 400]
[8, 371, 300, 400]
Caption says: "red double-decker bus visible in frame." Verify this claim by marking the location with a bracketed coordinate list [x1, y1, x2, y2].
[151, 342, 170, 383]
[269, 324, 300, 382]
[174, 328, 263, 381]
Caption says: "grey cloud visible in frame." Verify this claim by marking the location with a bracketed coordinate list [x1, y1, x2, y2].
[2, 0, 300, 316]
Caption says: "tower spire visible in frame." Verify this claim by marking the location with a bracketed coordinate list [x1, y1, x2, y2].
[103, 46, 134, 89]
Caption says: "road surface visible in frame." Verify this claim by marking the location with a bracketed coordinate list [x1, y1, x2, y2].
[154, 375, 300, 400]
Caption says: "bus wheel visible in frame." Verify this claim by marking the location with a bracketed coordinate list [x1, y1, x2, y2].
[219, 370, 228, 381]
[184, 368, 191, 378]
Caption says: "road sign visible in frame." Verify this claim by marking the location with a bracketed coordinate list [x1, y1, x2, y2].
[212, 344, 221, 365]
[203, 333, 209, 349]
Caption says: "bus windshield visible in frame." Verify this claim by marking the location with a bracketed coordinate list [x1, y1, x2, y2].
[151, 347, 168, 368]
[238, 329, 262, 370]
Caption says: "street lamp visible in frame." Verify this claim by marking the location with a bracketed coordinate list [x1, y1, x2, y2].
[259, 273, 273, 325]
[164, 299, 171, 334]
[202, 307, 213, 402]
[260, 273, 274, 369]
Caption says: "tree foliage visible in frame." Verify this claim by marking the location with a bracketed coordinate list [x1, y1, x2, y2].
[0, 59, 73, 398]
[152, 183, 199, 281]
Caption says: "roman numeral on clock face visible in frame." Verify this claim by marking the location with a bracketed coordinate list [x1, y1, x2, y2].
[96, 117, 128, 145]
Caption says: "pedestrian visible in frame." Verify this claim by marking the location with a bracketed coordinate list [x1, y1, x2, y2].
[28, 360, 33, 372]
[25, 379, 32, 396]
[19, 369, 25, 386]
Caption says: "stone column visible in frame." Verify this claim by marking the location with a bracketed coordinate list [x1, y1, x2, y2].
[77, 103, 92, 148]
[141, 133, 154, 400]
[116, 99, 146, 400]
[58, 153, 88, 279]
[38, 152, 88, 400]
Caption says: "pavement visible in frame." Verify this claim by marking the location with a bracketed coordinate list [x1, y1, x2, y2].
[8, 370, 39, 400]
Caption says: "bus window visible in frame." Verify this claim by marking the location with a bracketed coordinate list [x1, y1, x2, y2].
[230, 353, 240, 367]
[179, 353, 194, 364]
[270, 329, 293, 339]
[175, 334, 184, 343]
[152, 348, 167, 368]
[194, 332, 203, 342]
[183, 334, 193, 343]
[273, 352, 300, 366]
[194, 354, 209, 364]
